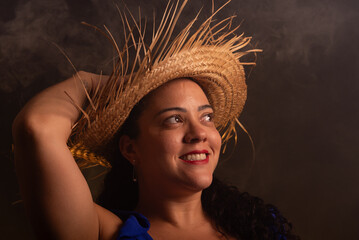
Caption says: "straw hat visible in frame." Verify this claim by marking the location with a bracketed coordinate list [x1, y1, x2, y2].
[68, 0, 259, 168]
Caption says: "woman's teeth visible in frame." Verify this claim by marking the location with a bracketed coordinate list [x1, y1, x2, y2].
[181, 153, 207, 161]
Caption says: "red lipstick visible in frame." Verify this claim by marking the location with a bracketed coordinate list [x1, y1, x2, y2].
[180, 150, 209, 165]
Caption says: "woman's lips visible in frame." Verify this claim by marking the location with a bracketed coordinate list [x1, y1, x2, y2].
[180, 150, 209, 165]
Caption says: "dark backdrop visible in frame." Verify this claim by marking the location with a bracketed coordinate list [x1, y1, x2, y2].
[1, 0, 358, 239]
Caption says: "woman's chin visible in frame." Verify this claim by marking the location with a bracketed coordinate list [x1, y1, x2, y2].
[183, 174, 214, 192]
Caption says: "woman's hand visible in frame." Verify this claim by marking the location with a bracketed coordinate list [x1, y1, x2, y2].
[12, 71, 121, 240]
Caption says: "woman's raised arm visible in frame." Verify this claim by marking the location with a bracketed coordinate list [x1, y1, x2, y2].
[12, 71, 122, 240]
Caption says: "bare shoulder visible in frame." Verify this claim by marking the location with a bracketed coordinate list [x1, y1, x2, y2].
[95, 203, 123, 240]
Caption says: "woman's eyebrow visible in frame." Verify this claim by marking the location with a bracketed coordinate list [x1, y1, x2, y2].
[198, 104, 212, 111]
[156, 104, 212, 117]
[155, 107, 186, 117]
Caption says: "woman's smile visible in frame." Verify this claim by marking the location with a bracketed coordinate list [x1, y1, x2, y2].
[179, 150, 209, 165]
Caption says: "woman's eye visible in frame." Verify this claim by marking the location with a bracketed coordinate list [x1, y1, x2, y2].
[202, 113, 214, 122]
[165, 115, 183, 124]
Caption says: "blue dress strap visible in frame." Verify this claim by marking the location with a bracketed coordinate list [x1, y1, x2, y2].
[112, 210, 153, 240]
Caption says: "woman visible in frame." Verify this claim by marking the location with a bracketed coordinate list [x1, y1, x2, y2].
[12, 1, 298, 239]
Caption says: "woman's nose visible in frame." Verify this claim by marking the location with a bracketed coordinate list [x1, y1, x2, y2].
[183, 121, 207, 143]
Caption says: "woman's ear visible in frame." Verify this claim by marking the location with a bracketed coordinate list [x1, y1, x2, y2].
[119, 135, 137, 165]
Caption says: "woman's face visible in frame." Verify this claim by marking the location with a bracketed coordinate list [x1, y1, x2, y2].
[123, 79, 221, 194]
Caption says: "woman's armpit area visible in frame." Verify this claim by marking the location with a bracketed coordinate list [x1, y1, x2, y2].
[95, 203, 123, 240]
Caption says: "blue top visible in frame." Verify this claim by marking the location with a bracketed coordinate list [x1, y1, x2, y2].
[112, 210, 153, 240]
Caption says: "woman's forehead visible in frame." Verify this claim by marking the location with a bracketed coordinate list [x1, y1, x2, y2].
[137, 78, 211, 119]
[147, 79, 209, 105]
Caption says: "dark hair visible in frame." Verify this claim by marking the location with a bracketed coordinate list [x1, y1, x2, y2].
[97, 94, 300, 240]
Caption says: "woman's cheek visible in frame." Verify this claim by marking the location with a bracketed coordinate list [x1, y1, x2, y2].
[210, 129, 222, 152]
[150, 132, 180, 157]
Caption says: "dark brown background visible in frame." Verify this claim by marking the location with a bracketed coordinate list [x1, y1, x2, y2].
[1, 0, 358, 239]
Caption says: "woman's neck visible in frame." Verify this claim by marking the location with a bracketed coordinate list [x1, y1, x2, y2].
[135, 183, 208, 228]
